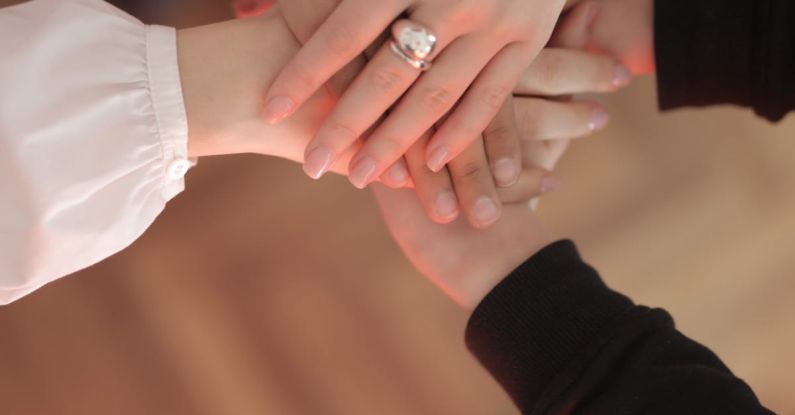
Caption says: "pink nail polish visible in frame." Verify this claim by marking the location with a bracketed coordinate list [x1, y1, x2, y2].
[541, 177, 562, 193]
[303, 146, 334, 180]
[427, 146, 450, 172]
[262, 95, 295, 124]
[612, 64, 632, 89]
[435, 192, 459, 221]
[387, 162, 409, 185]
[493, 158, 519, 187]
[473, 197, 499, 228]
[589, 107, 609, 131]
[349, 157, 377, 189]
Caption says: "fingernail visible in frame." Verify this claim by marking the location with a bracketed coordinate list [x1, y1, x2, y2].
[493, 158, 519, 187]
[303, 146, 334, 180]
[541, 177, 562, 193]
[435, 192, 459, 221]
[262, 95, 295, 124]
[589, 107, 609, 131]
[387, 161, 409, 185]
[473, 197, 500, 228]
[427, 146, 450, 172]
[349, 157, 377, 189]
[612, 64, 632, 89]
[528, 198, 540, 211]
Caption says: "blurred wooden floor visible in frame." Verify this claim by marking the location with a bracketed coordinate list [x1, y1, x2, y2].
[2, 1, 795, 414]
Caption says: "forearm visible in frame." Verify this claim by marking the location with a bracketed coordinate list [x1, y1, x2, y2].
[654, 0, 795, 121]
[177, 10, 360, 172]
[467, 241, 773, 414]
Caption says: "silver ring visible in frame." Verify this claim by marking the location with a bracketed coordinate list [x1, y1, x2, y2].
[390, 19, 437, 70]
[389, 41, 432, 71]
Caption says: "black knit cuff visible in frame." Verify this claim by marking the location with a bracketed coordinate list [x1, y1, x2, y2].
[655, 0, 754, 115]
[465, 240, 633, 413]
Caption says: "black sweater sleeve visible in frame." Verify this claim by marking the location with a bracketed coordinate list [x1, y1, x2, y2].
[654, 0, 795, 122]
[465, 240, 774, 414]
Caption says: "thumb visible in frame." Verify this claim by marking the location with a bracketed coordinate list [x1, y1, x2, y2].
[549, 0, 600, 49]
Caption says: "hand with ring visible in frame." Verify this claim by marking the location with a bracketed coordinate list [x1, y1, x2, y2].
[275, 0, 630, 228]
[263, 0, 569, 191]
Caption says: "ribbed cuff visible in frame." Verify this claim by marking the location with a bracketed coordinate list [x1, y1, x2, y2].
[654, 0, 795, 122]
[465, 240, 633, 413]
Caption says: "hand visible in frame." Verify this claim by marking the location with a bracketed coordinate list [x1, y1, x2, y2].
[555, 0, 655, 75]
[265, 0, 568, 191]
[278, 0, 628, 229]
[372, 132, 565, 309]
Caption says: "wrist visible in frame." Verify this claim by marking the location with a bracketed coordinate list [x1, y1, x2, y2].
[457, 213, 554, 310]
[177, 11, 334, 161]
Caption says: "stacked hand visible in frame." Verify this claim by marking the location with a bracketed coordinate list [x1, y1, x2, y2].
[274, 0, 630, 229]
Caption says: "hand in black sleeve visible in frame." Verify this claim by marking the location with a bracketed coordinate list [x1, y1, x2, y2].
[466, 240, 775, 414]
[655, 0, 795, 122]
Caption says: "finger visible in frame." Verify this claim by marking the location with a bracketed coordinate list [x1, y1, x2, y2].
[404, 134, 461, 224]
[483, 97, 522, 187]
[302, 42, 422, 179]
[514, 97, 609, 140]
[262, 0, 406, 124]
[515, 48, 631, 96]
[496, 167, 561, 204]
[523, 138, 570, 171]
[348, 35, 497, 189]
[448, 139, 502, 230]
[379, 157, 411, 189]
[426, 42, 535, 174]
[551, 0, 600, 49]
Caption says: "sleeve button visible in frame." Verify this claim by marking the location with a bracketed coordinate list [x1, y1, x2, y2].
[167, 158, 191, 181]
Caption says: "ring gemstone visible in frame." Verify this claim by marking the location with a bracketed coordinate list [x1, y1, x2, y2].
[398, 26, 437, 60]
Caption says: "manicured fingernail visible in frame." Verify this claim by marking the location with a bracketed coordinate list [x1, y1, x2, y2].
[303, 146, 334, 180]
[262, 95, 295, 124]
[387, 161, 409, 185]
[473, 197, 499, 228]
[612, 64, 632, 89]
[349, 157, 377, 189]
[427, 146, 450, 172]
[589, 107, 609, 131]
[435, 192, 459, 221]
[541, 177, 562, 193]
[493, 158, 519, 187]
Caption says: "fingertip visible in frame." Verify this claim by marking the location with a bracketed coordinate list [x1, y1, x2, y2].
[492, 158, 520, 188]
[426, 145, 450, 173]
[433, 191, 460, 223]
[262, 95, 296, 124]
[588, 105, 610, 131]
[470, 196, 501, 229]
[540, 176, 562, 193]
[611, 64, 633, 90]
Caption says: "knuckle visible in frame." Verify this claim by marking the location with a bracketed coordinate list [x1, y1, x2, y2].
[288, 71, 320, 96]
[370, 66, 406, 93]
[324, 121, 360, 144]
[484, 124, 516, 145]
[455, 159, 488, 182]
[374, 135, 406, 159]
[325, 25, 360, 55]
[538, 54, 565, 87]
[420, 85, 455, 113]
[480, 85, 510, 111]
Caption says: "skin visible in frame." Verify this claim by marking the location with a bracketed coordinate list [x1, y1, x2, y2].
[277, 0, 629, 229]
[264, 0, 568, 193]
[175, 7, 628, 308]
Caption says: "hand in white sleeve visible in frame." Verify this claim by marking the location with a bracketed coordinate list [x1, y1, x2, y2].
[0, 0, 189, 304]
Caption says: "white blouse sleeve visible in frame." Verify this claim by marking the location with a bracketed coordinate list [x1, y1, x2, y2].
[0, 0, 191, 304]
